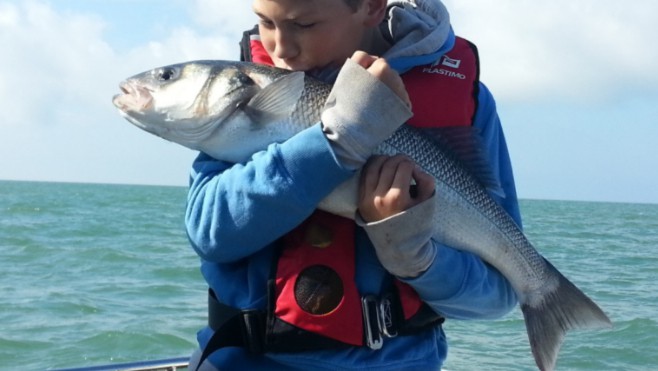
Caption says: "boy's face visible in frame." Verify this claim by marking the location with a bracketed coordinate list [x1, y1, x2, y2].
[252, 0, 374, 72]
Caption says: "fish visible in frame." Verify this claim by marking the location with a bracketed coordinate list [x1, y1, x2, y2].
[113, 60, 612, 371]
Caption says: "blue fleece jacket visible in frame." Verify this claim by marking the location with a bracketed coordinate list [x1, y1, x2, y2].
[185, 0, 520, 369]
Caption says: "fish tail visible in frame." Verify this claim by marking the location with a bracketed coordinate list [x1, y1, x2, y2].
[521, 260, 612, 371]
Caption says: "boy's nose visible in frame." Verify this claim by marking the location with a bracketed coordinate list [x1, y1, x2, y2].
[273, 30, 299, 60]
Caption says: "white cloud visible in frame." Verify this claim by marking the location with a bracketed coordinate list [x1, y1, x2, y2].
[128, 27, 237, 67]
[12, 0, 653, 135]
[1, 0, 656, 202]
[0, 1, 239, 185]
[191, 0, 255, 36]
[0, 2, 18, 25]
[0, 0, 260, 186]
[444, 0, 658, 103]
[0, 0, 246, 131]
[0, 1, 114, 128]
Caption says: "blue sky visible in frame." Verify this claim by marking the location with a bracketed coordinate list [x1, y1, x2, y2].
[1, 0, 657, 204]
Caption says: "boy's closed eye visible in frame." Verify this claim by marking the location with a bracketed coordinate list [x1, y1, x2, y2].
[294, 22, 317, 29]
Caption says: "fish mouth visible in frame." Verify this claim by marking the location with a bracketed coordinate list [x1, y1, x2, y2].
[112, 80, 154, 113]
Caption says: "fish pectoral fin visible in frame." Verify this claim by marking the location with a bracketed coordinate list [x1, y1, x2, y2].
[243, 71, 305, 125]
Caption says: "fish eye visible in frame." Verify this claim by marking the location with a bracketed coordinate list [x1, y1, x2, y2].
[154, 67, 180, 82]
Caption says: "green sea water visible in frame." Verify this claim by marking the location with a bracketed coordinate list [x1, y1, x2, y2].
[1, 180, 656, 370]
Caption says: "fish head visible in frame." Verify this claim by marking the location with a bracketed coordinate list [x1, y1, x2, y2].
[112, 61, 264, 150]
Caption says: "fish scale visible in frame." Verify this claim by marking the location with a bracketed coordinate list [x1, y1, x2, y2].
[378, 125, 547, 282]
[293, 77, 331, 125]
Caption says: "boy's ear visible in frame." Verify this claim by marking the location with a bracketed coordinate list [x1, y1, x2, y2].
[362, 0, 388, 27]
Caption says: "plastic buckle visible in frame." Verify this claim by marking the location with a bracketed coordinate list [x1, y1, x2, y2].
[361, 295, 383, 350]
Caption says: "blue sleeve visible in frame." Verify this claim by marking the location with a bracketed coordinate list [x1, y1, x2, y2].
[473, 83, 522, 228]
[404, 82, 521, 319]
[185, 124, 354, 263]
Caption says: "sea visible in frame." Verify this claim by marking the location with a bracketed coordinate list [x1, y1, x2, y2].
[1, 180, 656, 371]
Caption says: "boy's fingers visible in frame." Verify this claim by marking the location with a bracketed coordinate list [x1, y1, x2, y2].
[349, 51, 411, 108]
[375, 155, 411, 193]
[412, 166, 436, 200]
[350, 51, 378, 69]
[390, 159, 415, 200]
[360, 155, 387, 195]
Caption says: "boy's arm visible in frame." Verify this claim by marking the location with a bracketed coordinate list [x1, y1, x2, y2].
[359, 82, 520, 319]
[321, 55, 412, 170]
[186, 55, 412, 263]
[185, 125, 351, 263]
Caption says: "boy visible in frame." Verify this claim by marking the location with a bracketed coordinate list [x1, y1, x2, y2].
[187, 0, 521, 369]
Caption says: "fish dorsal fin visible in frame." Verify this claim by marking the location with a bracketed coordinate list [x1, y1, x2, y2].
[243, 71, 305, 125]
[420, 126, 506, 198]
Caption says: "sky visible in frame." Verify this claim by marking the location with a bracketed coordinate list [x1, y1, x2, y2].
[1, 0, 657, 204]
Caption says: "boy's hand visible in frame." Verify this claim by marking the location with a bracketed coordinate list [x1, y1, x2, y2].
[358, 155, 435, 222]
[356, 154, 438, 278]
[350, 51, 411, 109]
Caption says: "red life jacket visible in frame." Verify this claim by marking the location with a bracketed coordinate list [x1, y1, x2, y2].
[402, 37, 480, 128]
[240, 27, 480, 129]
[234, 28, 480, 351]
[196, 29, 481, 370]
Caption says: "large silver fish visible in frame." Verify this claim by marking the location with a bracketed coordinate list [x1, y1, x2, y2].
[113, 60, 612, 371]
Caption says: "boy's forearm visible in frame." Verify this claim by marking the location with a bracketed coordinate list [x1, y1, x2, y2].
[185, 125, 353, 263]
[405, 245, 518, 319]
[321, 58, 412, 170]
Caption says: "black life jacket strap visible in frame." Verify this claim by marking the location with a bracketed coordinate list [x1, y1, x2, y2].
[240, 25, 259, 62]
[198, 287, 445, 370]
[194, 290, 266, 371]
